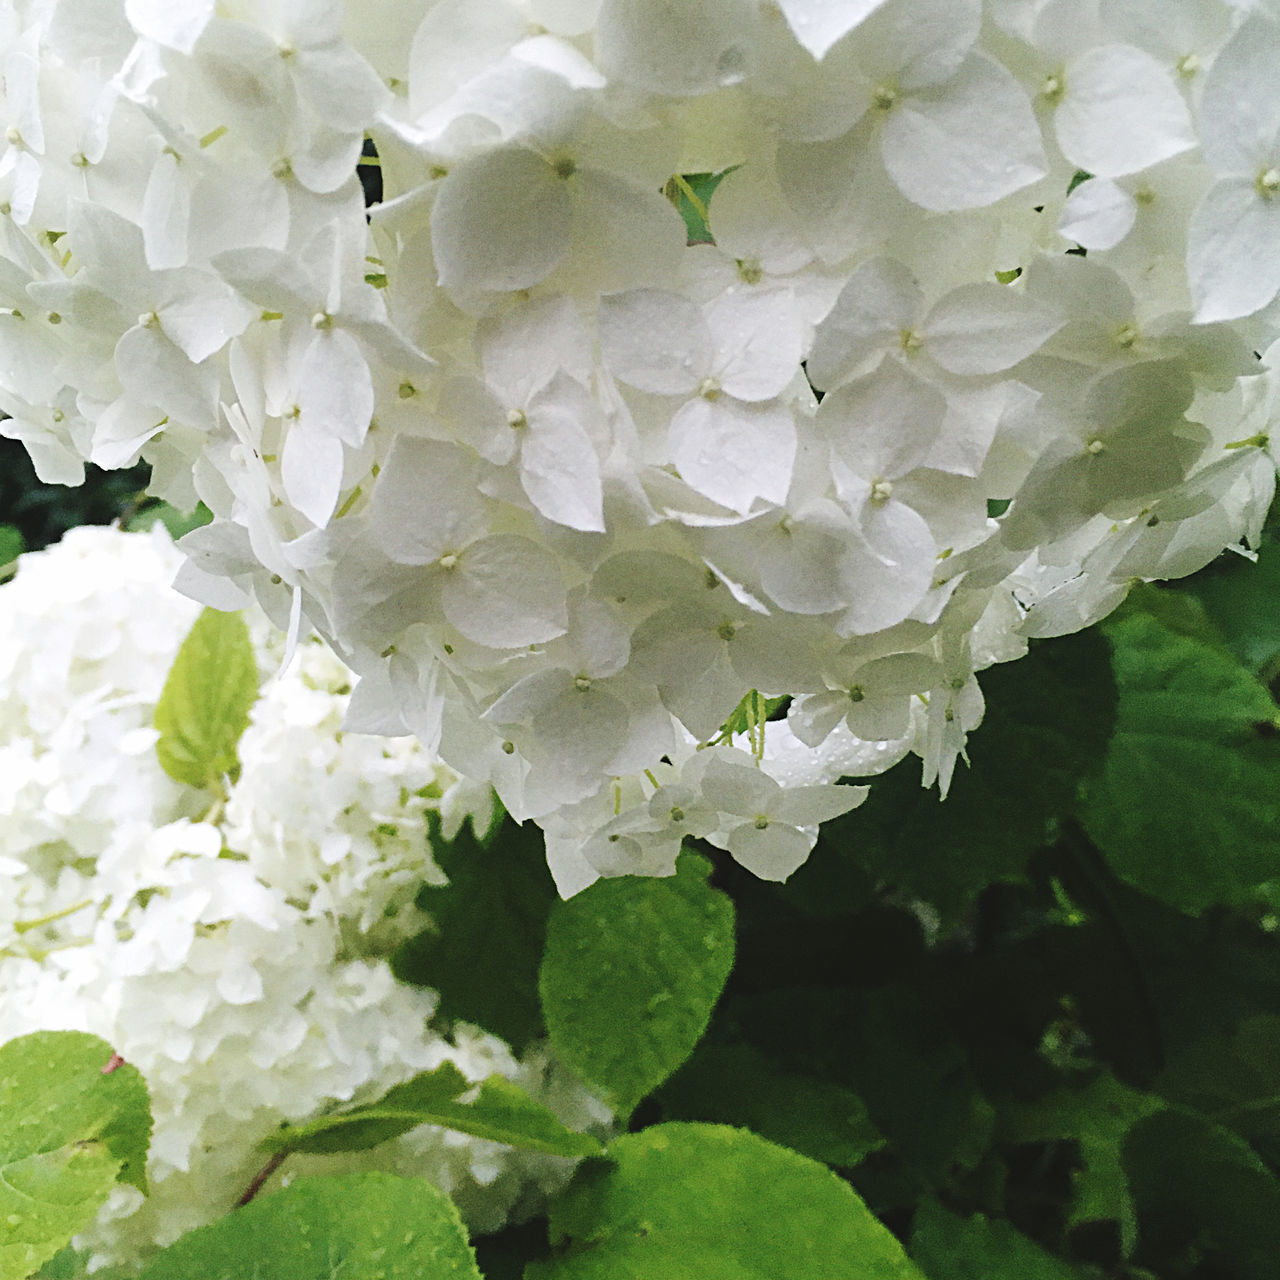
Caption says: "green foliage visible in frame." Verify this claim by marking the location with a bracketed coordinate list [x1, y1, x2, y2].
[910, 1200, 1093, 1279]
[529, 1123, 925, 1280]
[1123, 1109, 1280, 1279]
[0, 1033, 151, 1280]
[153, 606, 258, 792]
[1001, 1074, 1162, 1254]
[539, 852, 735, 1118]
[0, 439, 148, 552]
[1184, 543, 1280, 673]
[391, 815, 557, 1052]
[657, 1040, 883, 1168]
[261, 1063, 601, 1159]
[121, 500, 213, 540]
[135, 1174, 482, 1280]
[0, 522, 23, 567]
[1081, 606, 1280, 912]
[836, 627, 1116, 920]
[665, 171, 729, 245]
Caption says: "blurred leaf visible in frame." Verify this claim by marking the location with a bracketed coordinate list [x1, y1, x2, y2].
[1156, 1014, 1280, 1169]
[1001, 1074, 1162, 1254]
[910, 1199, 1092, 1279]
[539, 852, 735, 1118]
[0, 523, 23, 565]
[153, 607, 258, 792]
[122, 501, 213, 540]
[1123, 1109, 1280, 1280]
[657, 1039, 883, 1168]
[733, 985, 993, 1190]
[528, 1123, 925, 1280]
[391, 816, 556, 1052]
[1081, 609, 1280, 912]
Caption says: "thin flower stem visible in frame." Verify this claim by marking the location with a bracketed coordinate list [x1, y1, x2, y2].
[236, 1150, 288, 1207]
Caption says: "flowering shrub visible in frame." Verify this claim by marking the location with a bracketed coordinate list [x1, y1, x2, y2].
[1, 0, 1278, 890]
[0, 525, 606, 1272]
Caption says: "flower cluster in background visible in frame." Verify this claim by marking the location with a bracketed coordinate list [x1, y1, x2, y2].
[0, 0, 1278, 888]
[0, 525, 605, 1271]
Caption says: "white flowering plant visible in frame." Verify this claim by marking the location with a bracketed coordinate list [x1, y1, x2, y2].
[4, 0, 1280, 1275]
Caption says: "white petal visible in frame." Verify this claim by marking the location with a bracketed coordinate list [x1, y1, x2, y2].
[443, 533, 568, 646]
[1197, 15, 1280, 175]
[789, 692, 850, 747]
[598, 288, 709, 393]
[1055, 44, 1195, 179]
[881, 54, 1045, 211]
[114, 325, 219, 429]
[758, 522, 856, 614]
[709, 290, 803, 402]
[726, 821, 812, 881]
[126, 0, 213, 50]
[806, 256, 922, 393]
[595, 0, 759, 96]
[432, 147, 571, 291]
[156, 274, 255, 363]
[369, 438, 489, 565]
[773, 783, 865, 826]
[560, 168, 686, 292]
[1188, 178, 1280, 323]
[480, 294, 593, 404]
[837, 502, 935, 634]
[775, 0, 889, 59]
[818, 359, 945, 480]
[707, 162, 813, 273]
[1057, 177, 1137, 251]
[521, 373, 606, 531]
[141, 150, 190, 270]
[670, 397, 796, 512]
[298, 328, 374, 447]
[924, 281, 1064, 375]
[701, 755, 780, 816]
[281, 422, 344, 527]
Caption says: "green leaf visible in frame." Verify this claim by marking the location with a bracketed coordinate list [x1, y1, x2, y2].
[153, 606, 258, 791]
[0, 523, 23, 565]
[709, 689, 790, 747]
[1123, 1108, 1280, 1280]
[729, 984, 994, 1190]
[0, 1032, 152, 1280]
[910, 1200, 1091, 1279]
[260, 1062, 471, 1154]
[839, 629, 1116, 920]
[121, 501, 213, 540]
[539, 852, 735, 1117]
[1156, 1014, 1280, 1169]
[1080, 609, 1280, 912]
[1000, 1074, 1162, 1255]
[1183, 546, 1280, 673]
[528, 1123, 925, 1280]
[262, 1064, 601, 1159]
[664, 171, 728, 245]
[135, 1173, 482, 1280]
[391, 816, 557, 1052]
[657, 1040, 884, 1168]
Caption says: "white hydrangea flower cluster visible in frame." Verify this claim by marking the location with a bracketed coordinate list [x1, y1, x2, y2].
[0, 525, 604, 1270]
[1, 0, 1278, 889]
